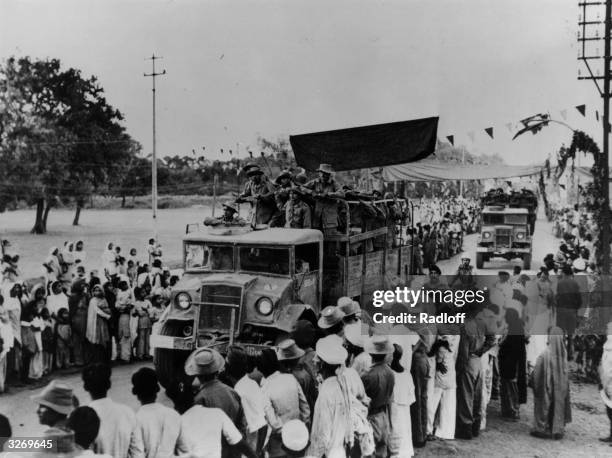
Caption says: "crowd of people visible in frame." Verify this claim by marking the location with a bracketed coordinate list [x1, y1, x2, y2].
[2, 258, 604, 457]
[0, 238, 177, 393]
[407, 197, 480, 274]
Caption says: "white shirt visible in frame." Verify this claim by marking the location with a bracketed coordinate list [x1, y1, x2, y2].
[89, 397, 144, 458]
[136, 402, 183, 458]
[177, 405, 242, 458]
[234, 375, 267, 433]
[72, 450, 113, 458]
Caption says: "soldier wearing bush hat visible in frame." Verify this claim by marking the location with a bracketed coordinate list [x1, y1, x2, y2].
[303, 163, 345, 235]
[236, 164, 277, 225]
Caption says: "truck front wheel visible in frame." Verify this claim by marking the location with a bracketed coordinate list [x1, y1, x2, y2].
[154, 320, 192, 390]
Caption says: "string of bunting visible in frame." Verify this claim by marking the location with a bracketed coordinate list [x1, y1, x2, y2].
[443, 104, 600, 146]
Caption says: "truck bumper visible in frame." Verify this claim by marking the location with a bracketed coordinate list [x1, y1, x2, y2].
[151, 334, 194, 351]
[476, 247, 531, 254]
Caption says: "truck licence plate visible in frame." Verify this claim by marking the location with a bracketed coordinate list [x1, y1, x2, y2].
[174, 338, 194, 350]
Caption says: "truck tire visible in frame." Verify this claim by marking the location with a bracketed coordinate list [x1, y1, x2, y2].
[523, 254, 532, 270]
[476, 253, 484, 269]
[154, 320, 192, 390]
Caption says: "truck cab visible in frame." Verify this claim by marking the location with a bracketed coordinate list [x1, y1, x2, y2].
[476, 205, 532, 269]
[153, 227, 323, 387]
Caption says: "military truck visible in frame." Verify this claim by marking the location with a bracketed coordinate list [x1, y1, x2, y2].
[481, 188, 538, 235]
[476, 205, 533, 269]
[153, 199, 412, 388]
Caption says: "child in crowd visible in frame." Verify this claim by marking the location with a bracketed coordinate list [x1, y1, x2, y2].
[40, 308, 54, 374]
[115, 279, 133, 363]
[55, 307, 72, 369]
[133, 287, 152, 360]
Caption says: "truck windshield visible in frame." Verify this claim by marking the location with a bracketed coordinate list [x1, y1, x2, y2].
[504, 214, 527, 224]
[185, 243, 234, 271]
[482, 213, 504, 225]
[239, 246, 290, 275]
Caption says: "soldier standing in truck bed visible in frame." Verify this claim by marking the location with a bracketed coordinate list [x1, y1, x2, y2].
[302, 163, 344, 236]
[284, 188, 312, 229]
[236, 166, 278, 226]
[270, 170, 294, 227]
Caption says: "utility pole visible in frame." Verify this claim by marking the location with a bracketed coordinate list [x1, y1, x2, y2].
[459, 146, 465, 197]
[144, 54, 166, 240]
[578, 1, 611, 273]
[603, 0, 611, 274]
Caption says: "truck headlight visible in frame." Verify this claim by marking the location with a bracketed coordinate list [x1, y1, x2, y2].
[256, 297, 273, 316]
[516, 232, 525, 240]
[176, 293, 192, 310]
[482, 232, 491, 239]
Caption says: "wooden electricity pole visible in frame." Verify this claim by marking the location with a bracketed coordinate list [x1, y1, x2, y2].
[578, 0, 611, 273]
[144, 54, 166, 240]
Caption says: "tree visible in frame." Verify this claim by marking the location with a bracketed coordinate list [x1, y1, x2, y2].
[0, 56, 138, 232]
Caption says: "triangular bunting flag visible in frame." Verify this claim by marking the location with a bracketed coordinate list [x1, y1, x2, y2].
[505, 122, 513, 132]
[446, 135, 454, 146]
[485, 127, 494, 139]
[596, 110, 600, 121]
[576, 104, 586, 116]
[467, 131, 475, 142]
[560, 109, 568, 120]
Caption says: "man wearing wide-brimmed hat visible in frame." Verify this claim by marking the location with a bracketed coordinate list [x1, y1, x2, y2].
[260, 345, 310, 458]
[277, 339, 317, 415]
[32, 380, 77, 429]
[186, 347, 248, 456]
[344, 322, 372, 377]
[317, 305, 345, 337]
[269, 169, 295, 227]
[362, 335, 395, 458]
[236, 165, 278, 225]
[303, 163, 345, 235]
[337, 297, 361, 324]
[204, 202, 248, 228]
[284, 187, 312, 229]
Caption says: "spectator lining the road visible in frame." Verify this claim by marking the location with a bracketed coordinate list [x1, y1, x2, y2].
[531, 326, 572, 440]
[66, 406, 113, 458]
[83, 363, 144, 457]
[132, 367, 183, 458]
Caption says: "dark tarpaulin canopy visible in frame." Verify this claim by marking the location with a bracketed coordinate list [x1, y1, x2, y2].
[289, 117, 439, 171]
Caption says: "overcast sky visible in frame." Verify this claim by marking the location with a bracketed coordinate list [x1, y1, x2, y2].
[0, 0, 607, 165]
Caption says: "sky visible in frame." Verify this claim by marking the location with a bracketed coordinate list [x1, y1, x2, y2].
[0, 0, 608, 166]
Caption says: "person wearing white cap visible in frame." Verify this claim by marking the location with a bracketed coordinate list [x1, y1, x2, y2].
[281, 419, 314, 457]
[308, 335, 354, 458]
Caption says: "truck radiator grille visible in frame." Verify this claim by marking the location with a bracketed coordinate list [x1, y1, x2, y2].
[199, 285, 242, 334]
